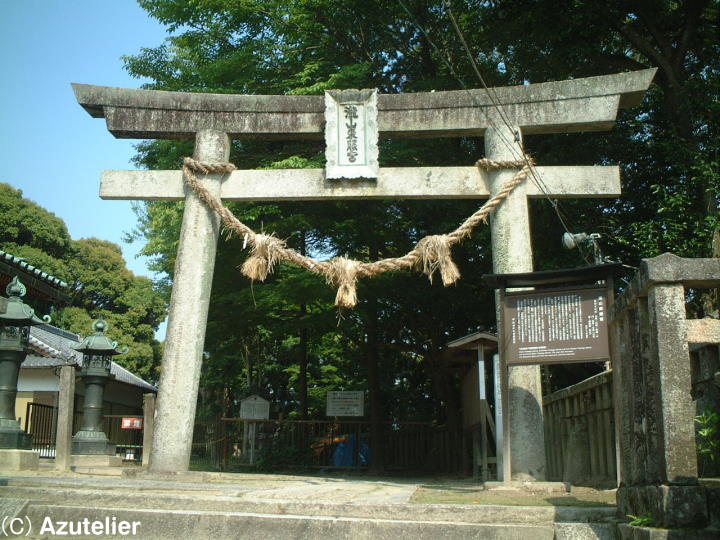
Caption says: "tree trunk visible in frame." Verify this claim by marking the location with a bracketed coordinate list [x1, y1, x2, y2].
[298, 232, 309, 419]
[298, 329, 309, 420]
[366, 291, 384, 474]
[366, 230, 384, 474]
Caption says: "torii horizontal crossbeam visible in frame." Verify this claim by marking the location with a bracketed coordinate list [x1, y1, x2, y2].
[100, 165, 620, 201]
[73, 69, 656, 140]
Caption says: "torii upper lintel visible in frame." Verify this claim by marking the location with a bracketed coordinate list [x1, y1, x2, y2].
[72, 69, 656, 140]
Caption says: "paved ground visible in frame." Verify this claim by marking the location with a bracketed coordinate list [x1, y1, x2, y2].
[1, 464, 616, 507]
[0, 467, 623, 539]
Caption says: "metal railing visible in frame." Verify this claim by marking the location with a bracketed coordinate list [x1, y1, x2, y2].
[23, 403, 142, 460]
[190, 418, 464, 473]
[24, 402, 61, 457]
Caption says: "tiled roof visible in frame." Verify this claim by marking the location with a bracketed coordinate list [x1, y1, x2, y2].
[24, 324, 156, 392]
[0, 249, 70, 303]
[0, 250, 68, 289]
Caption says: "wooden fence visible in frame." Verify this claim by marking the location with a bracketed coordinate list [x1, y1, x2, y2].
[543, 370, 616, 486]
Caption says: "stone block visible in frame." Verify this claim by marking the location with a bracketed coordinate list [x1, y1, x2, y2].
[70, 454, 122, 468]
[563, 419, 591, 485]
[0, 428, 32, 450]
[555, 522, 616, 540]
[706, 487, 720, 529]
[627, 486, 648, 518]
[616, 486, 630, 517]
[483, 481, 568, 493]
[0, 449, 39, 471]
[656, 485, 708, 529]
[619, 524, 720, 539]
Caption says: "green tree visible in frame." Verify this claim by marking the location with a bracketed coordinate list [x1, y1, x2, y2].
[0, 183, 167, 382]
[459, 0, 719, 265]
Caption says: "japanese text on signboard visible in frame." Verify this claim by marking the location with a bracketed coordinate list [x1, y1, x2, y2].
[326, 391, 364, 417]
[503, 286, 609, 365]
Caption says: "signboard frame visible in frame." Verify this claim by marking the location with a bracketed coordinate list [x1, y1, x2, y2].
[239, 394, 270, 421]
[121, 417, 143, 430]
[501, 283, 611, 366]
[326, 390, 364, 417]
[324, 89, 379, 179]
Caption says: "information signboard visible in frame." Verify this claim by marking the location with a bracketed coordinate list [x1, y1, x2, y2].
[326, 391, 364, 417]
[503, 285, 609, 366]
[121, 417, 143, 430]
[239, 395, 270, 420]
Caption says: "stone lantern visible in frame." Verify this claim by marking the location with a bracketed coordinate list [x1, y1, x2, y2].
[0, 277, 47, 451]
[71, 319, 123, 457]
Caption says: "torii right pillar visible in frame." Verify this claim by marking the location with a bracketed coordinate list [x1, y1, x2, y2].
[485, 124, 546, 480]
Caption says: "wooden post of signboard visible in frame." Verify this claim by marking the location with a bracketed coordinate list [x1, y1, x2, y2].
[498, 288, 512, 484]
[239, 395, 270, 465]
[476, 343, 489, 481]
[493, 353, 503, 481]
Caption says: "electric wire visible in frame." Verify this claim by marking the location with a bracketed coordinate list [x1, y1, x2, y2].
[442, 0, 594, 265]
[398, 0, 594, 265]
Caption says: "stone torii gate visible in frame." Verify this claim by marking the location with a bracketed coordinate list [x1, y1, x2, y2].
[73, 69, 655, 477]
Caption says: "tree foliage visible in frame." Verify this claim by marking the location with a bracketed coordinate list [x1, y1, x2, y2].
[123, 1, 718, 437]
[0, 183, 166, 382]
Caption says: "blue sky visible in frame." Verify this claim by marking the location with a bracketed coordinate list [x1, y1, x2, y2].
[1, 1, 170, 278]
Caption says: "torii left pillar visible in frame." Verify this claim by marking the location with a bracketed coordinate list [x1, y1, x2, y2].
[150, 130, 229, 472]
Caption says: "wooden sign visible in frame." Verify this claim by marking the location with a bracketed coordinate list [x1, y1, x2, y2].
[121, 417, 143, 430]
[502, 285, 609, 366]
[240, 394, 270, 420]
[326, 391, 364, 417]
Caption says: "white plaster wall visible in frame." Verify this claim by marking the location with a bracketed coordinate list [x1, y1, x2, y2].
[18, 368, 59, 392]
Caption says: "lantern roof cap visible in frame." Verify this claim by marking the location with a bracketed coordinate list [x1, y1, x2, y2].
[0, 277, 47, 326]
[73, 319, 124, 355]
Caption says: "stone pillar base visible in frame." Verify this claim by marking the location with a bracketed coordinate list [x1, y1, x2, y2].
[484, 480, 569, 493]
[70, 454, 123, 468]
[0, 429, 32, 450]
[617, 485, 710, 529]
[618, 523, 719, 539]
[0, 449, 39, 471]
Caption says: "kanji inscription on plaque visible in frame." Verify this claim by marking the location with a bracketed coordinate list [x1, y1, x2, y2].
[324, 89, 379, 179]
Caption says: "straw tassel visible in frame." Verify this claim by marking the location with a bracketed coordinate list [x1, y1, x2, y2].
[241, 233, 285, 281]
[415, 235, 460, 286]
[325, 257, 361, 308]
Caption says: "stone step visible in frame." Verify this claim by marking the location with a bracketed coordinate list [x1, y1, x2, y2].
[69, 466, 125, 476]
[0, 484, 617, 525]
[26, 503, 557, 540]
